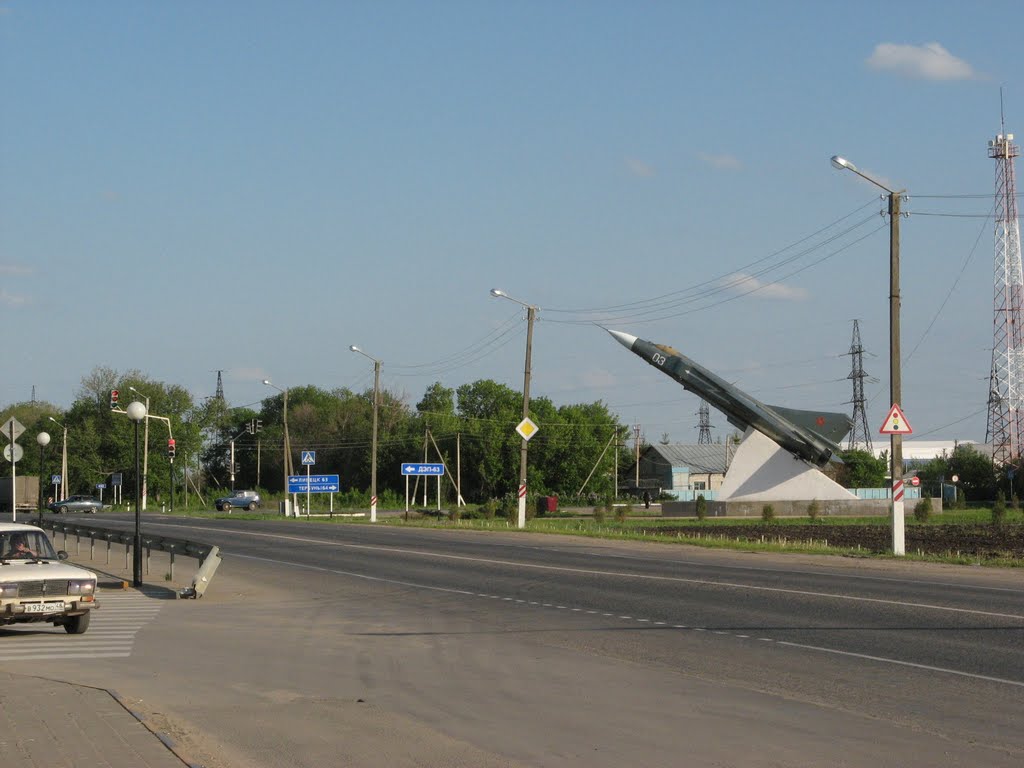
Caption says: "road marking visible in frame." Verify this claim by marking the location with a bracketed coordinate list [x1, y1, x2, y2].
[0, 590, 163, 662]
[224, 549, 1024, 690]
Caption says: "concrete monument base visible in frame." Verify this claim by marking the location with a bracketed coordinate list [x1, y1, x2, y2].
[717, 428, 857, 502]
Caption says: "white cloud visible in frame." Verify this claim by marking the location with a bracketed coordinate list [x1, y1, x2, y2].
[625, 157, 655, 177]
[698, 152, 741, 170]
[0, 289, 30, 307]
[866, 42, 979, 81]
[721, 273, 807, 301]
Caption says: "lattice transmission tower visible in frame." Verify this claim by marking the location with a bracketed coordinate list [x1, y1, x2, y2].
[985, 124, 1024, 467]
[214, 370, 226, 401]
[696, 400, 713, 444]
[845, 319, 873, 452]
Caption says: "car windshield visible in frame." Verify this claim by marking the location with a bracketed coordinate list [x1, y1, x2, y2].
[0, 531, 59, 560]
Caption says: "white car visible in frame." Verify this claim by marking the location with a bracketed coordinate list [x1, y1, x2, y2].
[0, 523, 99, 634]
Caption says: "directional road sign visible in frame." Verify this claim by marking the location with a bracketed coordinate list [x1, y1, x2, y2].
[288, 474, 340, 493]
[301, 451, 316, 465]
[401, 463, 445, 476]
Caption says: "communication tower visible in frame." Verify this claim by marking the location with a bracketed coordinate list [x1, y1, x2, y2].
[845, 320, 873, 452]
[985, 125, 1024, 467]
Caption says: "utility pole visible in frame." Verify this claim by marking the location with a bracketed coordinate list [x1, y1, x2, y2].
[634, 424, 642, 489]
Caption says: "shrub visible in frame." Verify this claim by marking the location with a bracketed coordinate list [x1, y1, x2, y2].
[615, 504, 628, 523]
[992, 491, 1007, 526]
[761, 504, 775, 523]
[448, 508, 461, 522]
[695, 494, 707, 521]
[807, 499, 820, 523]
[483, 498, 498, 520]
[1012, 493, 1020, 510]
[913, 496, 932, 523]
[593, 506, 606, 523]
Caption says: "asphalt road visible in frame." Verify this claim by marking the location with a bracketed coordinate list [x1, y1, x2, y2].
[13, 513, 1024, 767]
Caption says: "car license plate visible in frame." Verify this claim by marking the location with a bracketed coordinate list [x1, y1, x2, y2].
[24, 602, 65, 614]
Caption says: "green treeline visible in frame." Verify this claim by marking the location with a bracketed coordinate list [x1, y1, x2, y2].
[2, 367, 628, 506]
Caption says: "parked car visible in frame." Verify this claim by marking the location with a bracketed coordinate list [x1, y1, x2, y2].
[47, 495, 104, 514]
[215, 490, 261, 512]
[0, 523, 98, 634]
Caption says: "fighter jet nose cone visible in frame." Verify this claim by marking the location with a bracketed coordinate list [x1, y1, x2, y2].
[607, 329, 638, 349]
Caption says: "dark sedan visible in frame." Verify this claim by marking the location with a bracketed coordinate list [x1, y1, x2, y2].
[48, 495, 105, 514]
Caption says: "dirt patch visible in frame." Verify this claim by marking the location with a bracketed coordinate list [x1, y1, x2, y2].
[636, 523, 1024, 559]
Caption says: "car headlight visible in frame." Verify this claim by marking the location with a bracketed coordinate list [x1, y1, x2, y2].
[67, 580, 96, 596]
[0, 583, 18, 598]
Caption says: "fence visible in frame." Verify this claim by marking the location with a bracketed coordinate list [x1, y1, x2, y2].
[39, 519, 221, 597]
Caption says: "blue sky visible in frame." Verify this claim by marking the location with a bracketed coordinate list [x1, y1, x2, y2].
[2, 1, 1021, 447]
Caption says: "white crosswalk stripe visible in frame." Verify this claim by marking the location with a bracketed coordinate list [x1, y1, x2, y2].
[0, 588, 164, 661]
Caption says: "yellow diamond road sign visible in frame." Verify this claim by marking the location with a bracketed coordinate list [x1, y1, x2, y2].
[516, 417, 539, 441]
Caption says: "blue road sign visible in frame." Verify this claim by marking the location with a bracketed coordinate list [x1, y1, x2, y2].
[401, 463, 445, 476]
[96, 483, 106, 490]
[288, 474, 340, 493]
[51, 474, 61, 484]
[301, 451, 316, 465]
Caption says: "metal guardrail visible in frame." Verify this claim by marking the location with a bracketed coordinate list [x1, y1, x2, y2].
[37, 519, 221, 597]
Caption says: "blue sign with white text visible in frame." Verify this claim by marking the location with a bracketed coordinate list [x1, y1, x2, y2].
[288, 474, 340, 493]
[401, 463, 445, 476]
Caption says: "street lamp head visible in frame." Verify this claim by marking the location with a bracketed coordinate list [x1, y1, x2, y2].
[126, 401, 147, 422]
[830, 155, 855, 172]
[37, 432, 50, 447]
[489, 288, 506, 298]
[349, 345, 361, 353]
[262, 379, 271, 386]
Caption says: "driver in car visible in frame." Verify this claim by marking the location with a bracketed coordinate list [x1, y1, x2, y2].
[4, 533, 38, 559]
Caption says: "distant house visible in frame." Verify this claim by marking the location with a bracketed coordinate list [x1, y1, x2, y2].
[631, 443, 731, 500]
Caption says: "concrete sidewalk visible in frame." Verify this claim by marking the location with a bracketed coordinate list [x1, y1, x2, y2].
[0, 671, 191, 767]
[0, 543, 202, 767]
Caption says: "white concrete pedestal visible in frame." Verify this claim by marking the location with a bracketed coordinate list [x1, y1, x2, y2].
[718, 428, 856, 502]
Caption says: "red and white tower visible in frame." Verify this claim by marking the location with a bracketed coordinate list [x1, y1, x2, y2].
[985, 127, 1024, 466]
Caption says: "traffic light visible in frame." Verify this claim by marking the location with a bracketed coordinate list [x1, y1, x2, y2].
[110, 389, 119, 410]
[255, 419, 263, 433]
[167, 438, 176, 459]
[246, 420, 253, 434]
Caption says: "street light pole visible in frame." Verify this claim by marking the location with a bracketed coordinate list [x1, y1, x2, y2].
[129, 387, 150, 511]
[48, 417, 67, 502]
[263, 380, 293, 508]
[126, 400, 147, 587]
[349, 346, 381, 523]
[36, 432, 50, 526]
[831, 155, 906, 555]
[490, 289, 537, 529]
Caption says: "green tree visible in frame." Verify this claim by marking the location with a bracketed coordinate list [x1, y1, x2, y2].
[836, 449, 888, 488]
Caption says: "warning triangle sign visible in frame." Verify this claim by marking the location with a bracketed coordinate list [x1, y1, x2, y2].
[879, 403, 913, 435]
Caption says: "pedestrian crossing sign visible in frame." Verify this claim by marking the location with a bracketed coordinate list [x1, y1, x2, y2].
[879, 404, 912, 435]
